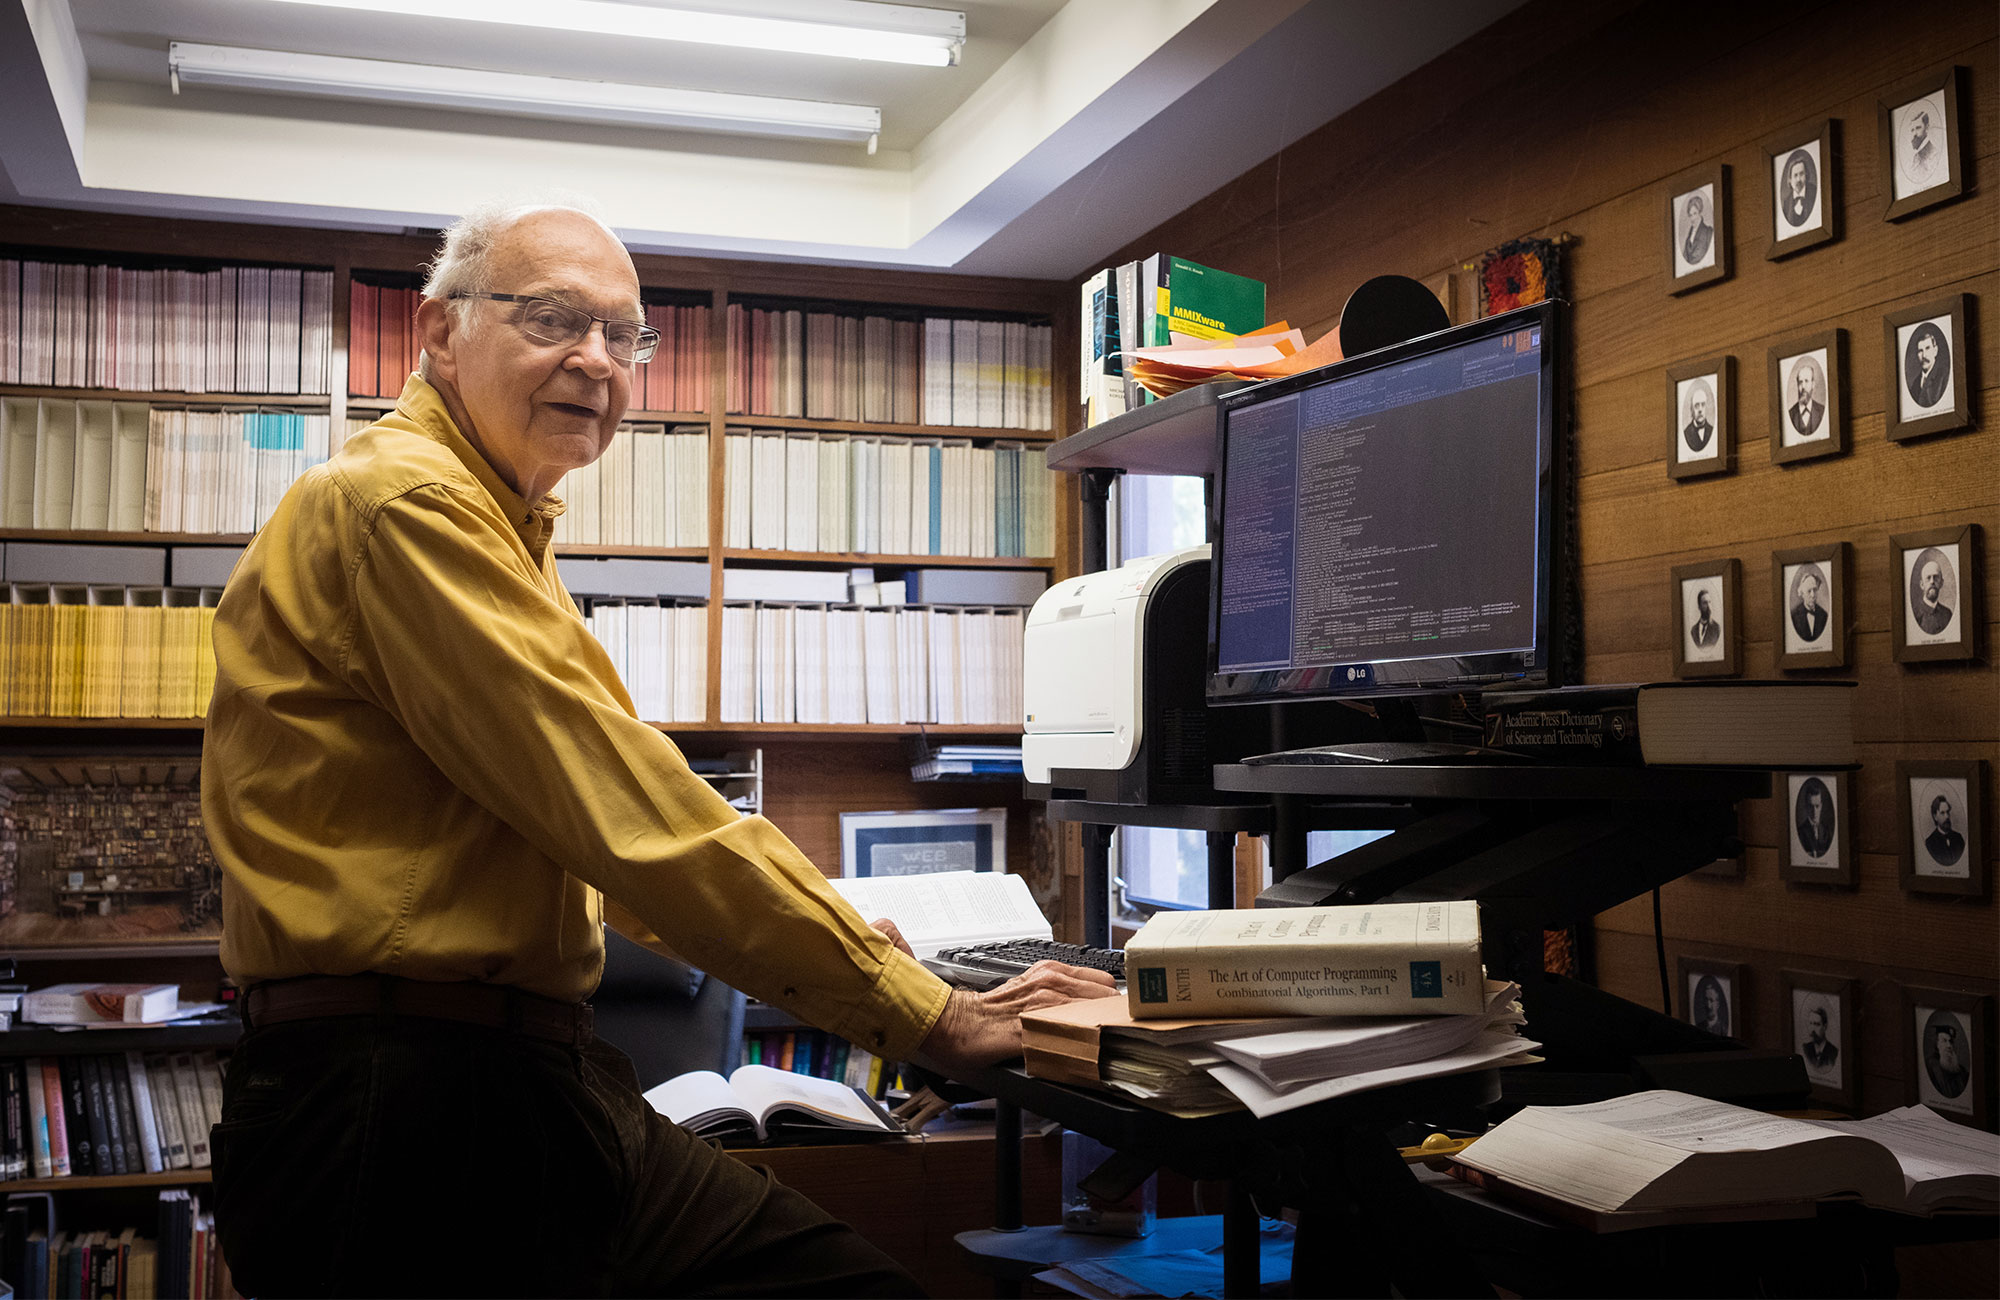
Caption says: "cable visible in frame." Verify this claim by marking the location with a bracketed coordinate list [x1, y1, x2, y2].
[1653, 888, 1670, 1014]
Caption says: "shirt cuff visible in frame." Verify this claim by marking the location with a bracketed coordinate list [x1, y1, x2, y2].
[826, 948, 953, 1063]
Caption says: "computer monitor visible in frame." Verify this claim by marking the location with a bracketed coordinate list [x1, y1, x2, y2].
[1207, 301, 1567, 706]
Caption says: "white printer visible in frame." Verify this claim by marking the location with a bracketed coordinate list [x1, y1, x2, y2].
[1023, 545, 1224, 801]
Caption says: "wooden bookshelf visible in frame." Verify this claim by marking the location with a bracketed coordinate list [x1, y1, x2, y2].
[3, 1170, 213, 1193]
[0, 528, 253, 546]
[0, 387, 332, 408]
[721, 414, 1057, 442]
[665, 721, 1023, 739]
[720, 549, 1052, 568]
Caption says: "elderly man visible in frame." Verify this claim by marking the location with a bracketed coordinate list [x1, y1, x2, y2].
[202, 202, 1113, 1297]
[1913, 556, 1953, 635]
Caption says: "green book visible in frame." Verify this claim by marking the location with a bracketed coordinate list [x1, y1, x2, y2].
[1146, 255, 1266, 346]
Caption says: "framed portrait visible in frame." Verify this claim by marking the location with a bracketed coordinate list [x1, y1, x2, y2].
[1666, 163, 1730, 293]
[1884, 293, 1974, 442]
[1879, 64, 1966, 222]
[1781, 770, 1855, 887]
[1890, 523, 1983, 664]
[838, 807, 1007, 878]
[1901, 985, 1992, 1128]
[1679, 955, 1745, 1040]
[1764, 117, 1838, 259]
[1666, 355, 1734, 480]
[1670, 558, 1739, 678]
[1782, 970, 1859, 1111]
[1897, 759, 1987, 898]
[1768, 330, 1847, 464]
[1772, 542, 1847, 670]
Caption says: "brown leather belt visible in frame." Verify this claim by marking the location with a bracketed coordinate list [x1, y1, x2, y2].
[244, 975, 594, 1046]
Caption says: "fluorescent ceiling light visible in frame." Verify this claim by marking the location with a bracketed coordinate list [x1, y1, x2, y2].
[169, 43, 884, 147]
[247, 0, 965, 67]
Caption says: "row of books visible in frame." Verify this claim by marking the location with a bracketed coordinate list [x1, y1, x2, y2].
[724, 305, 1054, 430]
[719, 602, 1025, 726]
[0, 1050, 225, 1181]
[1079, 254, 1266, 426]
[722, 431, 1053, 558]
[552, 424, 710, 548]
[0, 587, 218, 719]
[0, 259, 336, 395]
[577, 601, 709, 723]
[0, 397, 331, 535]
[740, 1030, 886, 1096]
[0, 1188, 229, 1300]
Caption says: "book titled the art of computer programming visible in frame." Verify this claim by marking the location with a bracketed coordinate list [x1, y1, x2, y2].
[1125, 901, 1484, 1020]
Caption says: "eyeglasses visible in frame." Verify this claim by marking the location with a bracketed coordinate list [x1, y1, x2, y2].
[450, 292, 660, 363]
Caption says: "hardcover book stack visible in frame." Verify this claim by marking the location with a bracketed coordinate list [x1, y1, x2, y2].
[0, 258, 334, 395]
[0, 398, 332, 535]
[1079, 254, 1266, 426]
[724, 304, 1053, 431]
[550, 423, 710, 548]
[0, 1050, 227, 1184]
[0, 1187, 234, 1299]
[345, 280, 423, 399]
[0, 585, 219, 718]
[722, 429, 1052, 558]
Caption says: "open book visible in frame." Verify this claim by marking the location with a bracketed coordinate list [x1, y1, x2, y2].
[1452, 1091, 1999, 1230]
[642, 1064, 904, 1145]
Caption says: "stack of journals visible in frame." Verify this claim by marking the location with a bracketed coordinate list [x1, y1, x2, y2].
[0, 585, 218, 718]
[346, 281, 423, 398]
[0, 257, 334, 394]
[718, 601, 1024, 726]
[550, 423, 710, 548]
[1023, 902, 1540, 1117]
[578, 600, 709, 724]
[725, 305, 1053, 431]
[0, 397, 332, 535]
[1078, 254, 1266, 426]
[909, 742, 1023, 782]
[636, 301, 712, 413]
[722, 429, 1052, 558]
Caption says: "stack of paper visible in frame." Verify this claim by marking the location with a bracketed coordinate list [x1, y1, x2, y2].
[1022, 982, 1538, 1119]
[1124, 323, 1345, 399]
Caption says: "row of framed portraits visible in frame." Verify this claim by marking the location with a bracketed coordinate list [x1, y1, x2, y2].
[1752, 761, 1990, 898]
[1667, 293, 1976, 480]
[1670, 524, 1983, 675]
[1678, 958, 1992, 1127]
[1667, 64, 1965, 291]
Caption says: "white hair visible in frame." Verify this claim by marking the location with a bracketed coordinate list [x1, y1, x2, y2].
[417, 193, 621, 378]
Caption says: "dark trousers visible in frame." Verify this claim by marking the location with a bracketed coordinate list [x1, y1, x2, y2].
[213, 1013, 923, 1297]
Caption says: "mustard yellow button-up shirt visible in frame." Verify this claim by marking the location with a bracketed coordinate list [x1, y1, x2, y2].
[203, 376, 949, 1061]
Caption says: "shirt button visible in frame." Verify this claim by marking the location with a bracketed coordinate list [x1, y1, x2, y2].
[872, 1031, 885, 1047]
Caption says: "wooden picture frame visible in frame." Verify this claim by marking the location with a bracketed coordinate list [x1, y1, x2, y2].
[1781, 771, 1855, 887]
[1679, 955, 1746, 1040]
[1897, 759, 1987, 898]
[1666, 163, 1730, 293]
[1772, 542, 1847, 670]
[1901, 985, 1993, 1128]
[1879, 64, 1966, 222]
[1666, 355, 1734, 480]
[1782, 970, 1859, 1111]
[1670, 558, 1739, 678]
[1769, 330, 1847, 464]
[1764, 117, 1839, 259]
[1890, 523, 1983, 664]
[1884, 293, 1974, 442]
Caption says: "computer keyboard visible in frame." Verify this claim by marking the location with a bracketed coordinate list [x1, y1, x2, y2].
[922, 938, 1126, 991]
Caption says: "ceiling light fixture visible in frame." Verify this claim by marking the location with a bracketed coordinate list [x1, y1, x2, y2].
[246, 0, 965, 67]
[168, 43, 885, 149]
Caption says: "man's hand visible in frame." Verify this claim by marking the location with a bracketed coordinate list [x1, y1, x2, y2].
[870, 917, 914, 957]
[913, 961, 1118, 1075]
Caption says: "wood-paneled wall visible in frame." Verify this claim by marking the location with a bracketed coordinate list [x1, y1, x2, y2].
[1086, 0, 1996, 1118]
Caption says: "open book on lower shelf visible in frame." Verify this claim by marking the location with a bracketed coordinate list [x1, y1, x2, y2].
[1450, 1090, 1999, 1231]
[641, 1064, 905, 1145]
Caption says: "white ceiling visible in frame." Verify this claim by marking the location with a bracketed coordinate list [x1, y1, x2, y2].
[1, 0, 1526, 279]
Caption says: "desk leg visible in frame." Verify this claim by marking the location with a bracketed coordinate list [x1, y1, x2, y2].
[1223, 1185, 1259, 1298]
[1083, 824, 1113, 948]
[1207, 831, 1236, 911]
[991, 1096, 1024, 1299]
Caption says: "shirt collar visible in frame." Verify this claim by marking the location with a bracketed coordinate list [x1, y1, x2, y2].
[390, 374, 567, 551]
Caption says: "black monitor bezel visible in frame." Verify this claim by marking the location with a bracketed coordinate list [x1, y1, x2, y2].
[1206, 300, 1569, 707]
